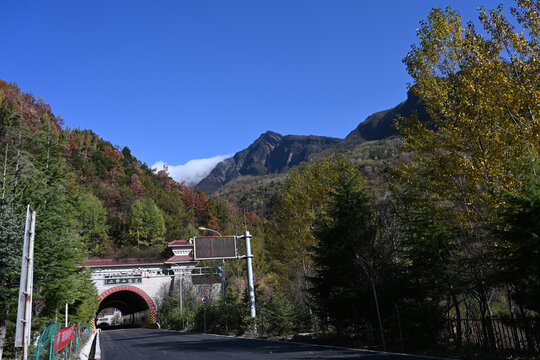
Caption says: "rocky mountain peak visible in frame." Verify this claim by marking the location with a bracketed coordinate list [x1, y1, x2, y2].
[195, 131, 340, 193]
[195, 91, 428, 194]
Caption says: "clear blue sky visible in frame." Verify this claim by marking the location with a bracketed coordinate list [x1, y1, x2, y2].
[1, 0, 506, 182]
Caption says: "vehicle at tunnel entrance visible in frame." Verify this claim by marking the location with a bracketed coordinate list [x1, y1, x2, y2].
[96, 313, 115, 327]
[97, 285, 156, 327]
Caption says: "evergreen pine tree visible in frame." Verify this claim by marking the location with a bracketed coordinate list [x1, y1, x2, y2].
[496, 160, 540, 312]
[309, 160, 373, 335]
[0, 194, 23, 359]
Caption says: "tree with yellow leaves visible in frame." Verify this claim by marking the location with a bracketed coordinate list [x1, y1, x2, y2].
[400, 1, 540, 226]
[395, 2, 540, 350]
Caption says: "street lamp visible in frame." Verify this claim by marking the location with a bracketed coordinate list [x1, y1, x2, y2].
[198, 226, 221, 236]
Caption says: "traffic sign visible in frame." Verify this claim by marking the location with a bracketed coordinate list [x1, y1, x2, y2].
[201, 296, 209, 332]
[194, 236, 237, 260]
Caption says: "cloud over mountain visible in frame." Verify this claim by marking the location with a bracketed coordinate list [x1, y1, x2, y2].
[152, 155, 231, 186]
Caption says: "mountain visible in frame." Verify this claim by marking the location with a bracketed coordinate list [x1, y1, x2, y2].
[196, 91, 427, 194]
[338, 90, 429, 150]
[195, 131, 341, 193]
[215, 137, 404, 217]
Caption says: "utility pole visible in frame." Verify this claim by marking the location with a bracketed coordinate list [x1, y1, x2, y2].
[14, 206, 36, 360]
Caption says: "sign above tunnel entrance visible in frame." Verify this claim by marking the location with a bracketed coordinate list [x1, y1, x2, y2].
[104, 277, 142, 285]
[193, 236, 237, 260]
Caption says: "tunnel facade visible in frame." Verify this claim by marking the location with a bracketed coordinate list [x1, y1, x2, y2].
[83, 240, 222, 323]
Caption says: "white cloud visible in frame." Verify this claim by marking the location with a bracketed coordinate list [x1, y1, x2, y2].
[152, 155, 231, 186]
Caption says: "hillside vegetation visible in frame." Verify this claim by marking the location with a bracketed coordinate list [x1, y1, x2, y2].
[0, 79, 261, 358]
[216, 136, 403, 217]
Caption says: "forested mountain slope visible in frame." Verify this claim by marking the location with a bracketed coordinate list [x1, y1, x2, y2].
[0, 78, 261, 357]
[0, 79, 259, 259]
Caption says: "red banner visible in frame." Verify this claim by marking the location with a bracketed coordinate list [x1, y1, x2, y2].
[54, 325, 75, 354]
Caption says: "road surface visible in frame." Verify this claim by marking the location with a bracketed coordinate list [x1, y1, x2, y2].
[99, 328, 448, 360]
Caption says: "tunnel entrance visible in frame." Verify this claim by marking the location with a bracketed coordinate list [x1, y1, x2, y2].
[99, 286, 155, 314]
[97, 285, 155, 327]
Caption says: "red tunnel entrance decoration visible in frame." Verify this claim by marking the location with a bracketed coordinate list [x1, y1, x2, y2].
[98, 285, 156, 312]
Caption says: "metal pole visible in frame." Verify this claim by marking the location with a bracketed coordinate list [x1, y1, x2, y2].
[221, 260, 226, 306]
[14, 206, 36, 360]
[203, 304, 207, 333]
[180, 274, 183, 316]
[244, 230, 256, 318]
[222, 259, 228, 333]
[179, 273, 184, 329]
[65, 303, 68, 327]
[24, 210, 35, 360]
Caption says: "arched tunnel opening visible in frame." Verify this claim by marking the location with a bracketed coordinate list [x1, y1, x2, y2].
[97, 286, 155, 328]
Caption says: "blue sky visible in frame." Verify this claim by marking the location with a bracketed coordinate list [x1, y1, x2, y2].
[2, 0, 506, 184]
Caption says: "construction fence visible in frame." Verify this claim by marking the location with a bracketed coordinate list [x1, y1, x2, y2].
[29, 322, 93, 360]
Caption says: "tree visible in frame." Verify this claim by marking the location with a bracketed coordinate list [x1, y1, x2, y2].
[400, 2, 540, 225]
[0, 194, 22, 359]
[25, 119, 89, 320]
[181, 224, 200, 239]
[269, 155, 352, 293]
[69, 269, 99, 323]
[127, 199, 166, 248]
[0, 81, 96, 357]
[141, 170, 190, 241]
[495, 159, 540, 312]
[392, 178, 464, 347]
[397, 2, 540, 349]
[309, 161, 373, 335]
[71, 191, 109, 257]
[307, 160, 402, 349]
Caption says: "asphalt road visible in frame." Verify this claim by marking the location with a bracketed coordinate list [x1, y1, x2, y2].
[99, 328, 449, 360]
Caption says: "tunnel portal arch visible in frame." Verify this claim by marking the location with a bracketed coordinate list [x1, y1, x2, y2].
[98, 285, 156, 315]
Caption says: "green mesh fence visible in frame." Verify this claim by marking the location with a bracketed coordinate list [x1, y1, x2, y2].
[30, 322, 93, 360]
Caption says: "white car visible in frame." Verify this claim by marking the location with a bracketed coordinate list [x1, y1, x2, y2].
[96, 316, 113, 327]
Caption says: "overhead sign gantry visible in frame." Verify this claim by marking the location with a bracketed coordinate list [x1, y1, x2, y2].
[193, 231, 256, 318]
